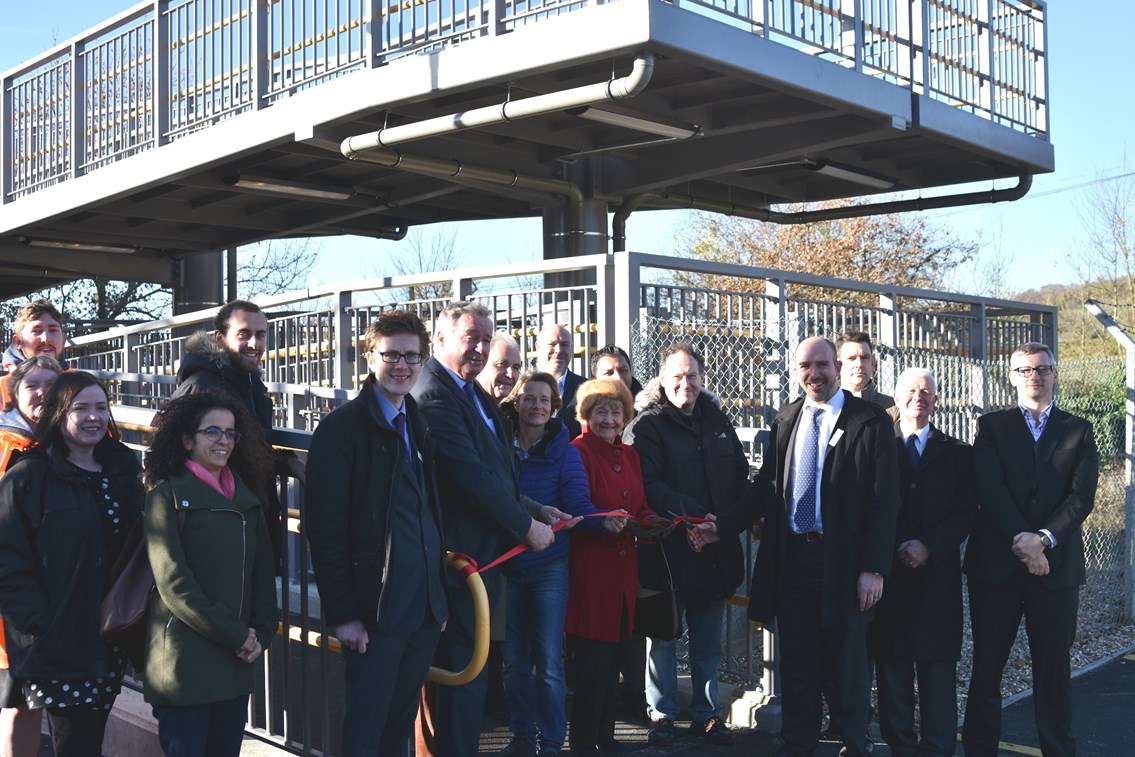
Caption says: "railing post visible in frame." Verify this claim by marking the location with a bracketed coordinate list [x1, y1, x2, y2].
[612, 251, 639, 359]
[333, 290, 354, 391]
[252, 0, 269, 107]
[982, 0, 994, 120]
[152, 1, 169, 147]
[485, 0, 507, 38]
[877, 291, 898, 393]
[70, 42, 85, 180]
[1, 72, 11, 205]
[762, 277, 787, 426]
[596, 253, 617, 348]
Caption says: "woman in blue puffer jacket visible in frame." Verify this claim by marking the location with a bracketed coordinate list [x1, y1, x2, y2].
[497, 371, 615, 757]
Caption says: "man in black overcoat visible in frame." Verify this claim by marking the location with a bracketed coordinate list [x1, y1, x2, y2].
[961, 342, 1098, 757]
[870, 367, 975, 756]
[707, 336, 899, 756]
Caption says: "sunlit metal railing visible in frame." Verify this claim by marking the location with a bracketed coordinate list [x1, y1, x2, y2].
[3, 0, 1046, 202]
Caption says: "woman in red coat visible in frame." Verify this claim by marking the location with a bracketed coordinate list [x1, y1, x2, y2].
[567, 379, 668, 756]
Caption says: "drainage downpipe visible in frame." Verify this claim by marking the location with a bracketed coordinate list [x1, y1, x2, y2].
[342, 55, 655, 156]
[648, 170, 1033, 223]
[611, 192, 651, 252]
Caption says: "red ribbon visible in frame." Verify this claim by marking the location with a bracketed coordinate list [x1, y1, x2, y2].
[475, 511, 711, 574]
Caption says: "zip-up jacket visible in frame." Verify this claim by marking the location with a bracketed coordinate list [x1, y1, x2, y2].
[143, 470, 276, 707]
[0, 440, 143, 679]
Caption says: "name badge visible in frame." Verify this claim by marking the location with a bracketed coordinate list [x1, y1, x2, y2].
[828, 428, 844, 447]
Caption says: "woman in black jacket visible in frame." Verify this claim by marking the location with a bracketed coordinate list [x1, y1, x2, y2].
[0, 373, 143, 757]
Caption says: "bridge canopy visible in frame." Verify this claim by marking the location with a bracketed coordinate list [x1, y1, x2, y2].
[0, 0, 1051, 300]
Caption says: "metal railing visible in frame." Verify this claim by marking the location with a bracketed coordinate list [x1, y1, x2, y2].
[67, 252, 1131, 754]
[3, 0, 1047, 202]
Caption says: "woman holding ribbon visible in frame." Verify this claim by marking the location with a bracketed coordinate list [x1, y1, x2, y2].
[566, 378, 671, 756]
[497, 371, 606, 757]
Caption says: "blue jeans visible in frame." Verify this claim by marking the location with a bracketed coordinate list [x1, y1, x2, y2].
[502, 557, 569, 752]
[646, 596, 723, 724]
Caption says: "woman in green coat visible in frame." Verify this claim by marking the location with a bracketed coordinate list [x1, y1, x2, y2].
[142, 390, 277, 757]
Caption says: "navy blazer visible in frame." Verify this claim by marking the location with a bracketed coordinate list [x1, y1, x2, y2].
[412, 357, 532, 581]
[965, 405, 1098, 588]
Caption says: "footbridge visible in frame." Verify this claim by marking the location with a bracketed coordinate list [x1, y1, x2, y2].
[1, 0, 1050, 301]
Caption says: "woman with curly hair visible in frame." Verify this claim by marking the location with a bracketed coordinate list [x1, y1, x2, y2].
[142, 389, 277, 757]
[0, 372, 143, 757]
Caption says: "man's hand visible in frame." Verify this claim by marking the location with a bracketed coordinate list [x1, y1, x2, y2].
[1023, 552, 1050, 576]
[525, 518, 555, 551]
[1012, 532, 1044, 561]
[858, 572, 884, 611]
[687, 513, 720, 553]
[897, 539, 930, 569]
[284, 456, 307, 483]
[539, 505, 581, 529]
[336, 619, 369, 655]
[602, 510, 628, 534]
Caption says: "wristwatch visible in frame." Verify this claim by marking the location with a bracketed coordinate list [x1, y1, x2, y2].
[1038, 531, 1054, 549]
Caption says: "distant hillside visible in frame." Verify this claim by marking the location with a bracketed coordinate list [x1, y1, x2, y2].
[1015, 280, 1128, 361]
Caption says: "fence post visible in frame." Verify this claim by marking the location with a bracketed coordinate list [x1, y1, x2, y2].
[1084, 299, 1135, 620]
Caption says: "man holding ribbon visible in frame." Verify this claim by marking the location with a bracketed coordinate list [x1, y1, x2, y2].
[305, 310, 448, 755]
[412, 301, 570, 757]
[623, 343, 753, 748]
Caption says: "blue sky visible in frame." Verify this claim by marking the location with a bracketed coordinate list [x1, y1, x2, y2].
[2, 1, 1130, 294]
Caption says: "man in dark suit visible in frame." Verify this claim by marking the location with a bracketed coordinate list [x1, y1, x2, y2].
[705, 336, 899, 756]
[962, 342, 1098, 757]
[836, 331, 897, 418]
[536, 324, 585, 437]
[305, 311, 448, 755]
[412, 301, 566, 757]
[871, 368, 975, 757]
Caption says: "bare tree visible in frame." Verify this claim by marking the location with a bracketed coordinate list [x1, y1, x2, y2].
[237, 238, 323, 300]
[1074, 160, 1135, 331]
[374, 226, 461, 300]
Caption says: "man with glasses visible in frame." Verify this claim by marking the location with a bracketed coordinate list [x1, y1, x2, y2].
[962, 342, 1099, 757]
[306, 310, 449, 754]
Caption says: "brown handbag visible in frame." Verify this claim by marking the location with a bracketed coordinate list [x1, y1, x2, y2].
[99, 508, 185, 668]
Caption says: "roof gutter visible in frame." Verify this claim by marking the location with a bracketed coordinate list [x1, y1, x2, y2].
[341, 54, 656, 156]
[644, 170, 1033, 224]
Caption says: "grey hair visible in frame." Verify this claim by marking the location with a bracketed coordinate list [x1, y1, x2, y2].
[895, 366, 937, 395]
[1011, 341, 1055, 365]
[437, 301, 492, 330]
[490, 331, 520, 352]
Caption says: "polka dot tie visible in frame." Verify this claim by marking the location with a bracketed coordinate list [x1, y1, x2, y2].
[793, 406, 822, 533]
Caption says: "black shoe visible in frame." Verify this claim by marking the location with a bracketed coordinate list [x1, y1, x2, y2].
[691, 716, 735, 745]
[648, 718, 676, 747]
[500, 735, 537, 757]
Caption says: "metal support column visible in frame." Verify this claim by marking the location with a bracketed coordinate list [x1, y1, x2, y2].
[175, 252, 224, 315]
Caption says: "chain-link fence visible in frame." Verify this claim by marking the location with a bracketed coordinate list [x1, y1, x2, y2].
[630, 316, 1130, 688]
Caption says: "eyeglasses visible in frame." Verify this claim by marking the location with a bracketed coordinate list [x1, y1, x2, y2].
[1010, 365, 1055, 378]
[196, 426, 241, 443]
[374, 351, 423, 364]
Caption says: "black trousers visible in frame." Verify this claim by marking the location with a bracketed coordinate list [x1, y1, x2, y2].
[963, 573, 1079, 757]
[778, 538, 872, 757]
[342, 624, 442, 756]
[45, 704, 112, 757]
[567, 634, 621, 755]
[153, 695, 248, 757]
[875, 656, 957, 756]
[617, 633, 647, 699]
[428, 571, 501, 757]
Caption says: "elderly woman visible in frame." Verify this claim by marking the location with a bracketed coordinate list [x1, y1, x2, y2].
[497, 371, 603, 757]
[566, 378, 670, 756]
[142, 390, 277, 757]
[0, 372, 143, 757]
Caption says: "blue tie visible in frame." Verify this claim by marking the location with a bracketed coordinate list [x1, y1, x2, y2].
[793, 406, 822, 533]
[906, 433, 920, 466]
[393, 412, 416, 473]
